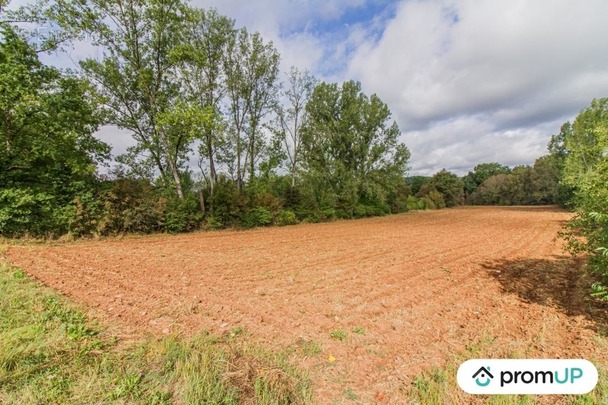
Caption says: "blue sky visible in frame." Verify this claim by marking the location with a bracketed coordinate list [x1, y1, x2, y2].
[5, 0, 608, 176]
[296, 0, 397, 38]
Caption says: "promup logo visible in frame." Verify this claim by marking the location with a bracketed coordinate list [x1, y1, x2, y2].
[457, 359, 598, 395]
[472, 366, 494, 387]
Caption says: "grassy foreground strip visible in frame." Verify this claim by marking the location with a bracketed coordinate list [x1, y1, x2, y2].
[407, 337, 608, 404]
[0, 260, 312, 404]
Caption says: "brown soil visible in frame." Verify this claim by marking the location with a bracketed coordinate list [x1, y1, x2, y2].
[6, 206, 608, 403]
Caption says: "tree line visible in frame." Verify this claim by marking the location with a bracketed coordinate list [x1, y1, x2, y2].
[1, 1, 412, 236]
[408, 156, 564, 209]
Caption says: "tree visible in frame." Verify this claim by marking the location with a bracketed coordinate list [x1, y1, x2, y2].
[171, 8, 235, 209]
[547, 122, 575, 206]
[529, 156, 560, 204]
[429, 169, 464, 207]
[302, 80, 410, 216]
[407, 176, 431, 195]
[562, 99, 608, 192]
[472, 174, 513, 205]
[243, 32, 280, 185]
[273, 67, 316, 190]
[463, 162, 511, 198]
[559, 99, 608, 298]
[50, 0, 190, 199]
[416, 184, 446, 209]
[0, 25, 108, 235]
[223, 28, 280, 191]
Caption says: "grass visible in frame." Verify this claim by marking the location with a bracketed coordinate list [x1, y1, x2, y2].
[329, 329, 347, 341]
[299, 340, 323, 357]
[0, 258, 313, 404]
[406, 334, 608, 405]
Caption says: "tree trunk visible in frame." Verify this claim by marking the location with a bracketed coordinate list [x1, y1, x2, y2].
[170, 160, 185, 199]
[249, 138, 255, 184]
[236, 126, 243, 192]
[160, 129, 185, 199]
[206, 133, 216, 214]
[198, 189, 206, 215]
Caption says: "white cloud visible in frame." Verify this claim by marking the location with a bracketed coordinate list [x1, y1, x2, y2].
[194, 0, 369, 74]
[346, 0, 608, 174]
[405, 116, 557, 176]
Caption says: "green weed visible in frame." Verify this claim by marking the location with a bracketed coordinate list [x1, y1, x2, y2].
[330, 329, 348, 341]
[299, 340, 323, 357]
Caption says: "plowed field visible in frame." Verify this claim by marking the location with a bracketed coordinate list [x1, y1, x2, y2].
[6, 206, 608, 403]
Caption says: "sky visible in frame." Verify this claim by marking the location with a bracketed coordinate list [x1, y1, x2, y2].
[6, 0, 608, 176]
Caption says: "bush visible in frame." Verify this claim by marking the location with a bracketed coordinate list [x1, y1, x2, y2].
[354, 204, 368, 218]
[276, 209, 298, 226]
[406, 196, 422, 211]
[390, 195, 410, 213]
[66, 193, 104, 237]
[164, 195, 202, 233]
[210, 178, 246, 228]
[354, 204, 389, 218]
[97, 179, 165, 235]
[242, 207, 273, 228]
[252, 192, 283, 213]
[416, 184, 445, 210]
[321, 208, 337, 221]
[0, 188, 64, 237]
[427, 190, 446, 209]
[204, 215, 225, 230]
[419, 197, 432, 210]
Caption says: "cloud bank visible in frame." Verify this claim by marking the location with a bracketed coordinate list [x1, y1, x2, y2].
[203, 0, 608, 175]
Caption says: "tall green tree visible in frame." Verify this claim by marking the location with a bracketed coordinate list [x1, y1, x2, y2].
[49, 0, 189, 198]
[222, 28, 280, 191]
[302, 80, 410, 216]
[547, 122, 575, 206]
[0, 25, 108, 236]
[172, 8, 235, 204]
[560, 99, 608, 298]
[273, 67, 316, 190]
[463, 162, 511, 197]
[529, 156, 560, 204]
[243, 32, 280, 186]
[429, 169, 464, 207]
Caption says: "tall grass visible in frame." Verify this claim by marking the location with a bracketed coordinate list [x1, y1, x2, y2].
[0, 259, 312, 404]
[406, 334, 608, 405]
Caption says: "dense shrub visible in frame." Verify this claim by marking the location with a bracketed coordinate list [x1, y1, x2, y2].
[209, 178, 246, 228]
[96, 179, 165, 235]
[0, 188, 65, 237]
[406, 196, 423, 211]
[204, 215, 225, 230]
[419, 197, 436, 210]
[242, 207, 273, 228]
[164, 195, 203, 233]
[276, 209, 298, 226]
[66, 193, 104, 237]
[354, 203, 390, 218]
